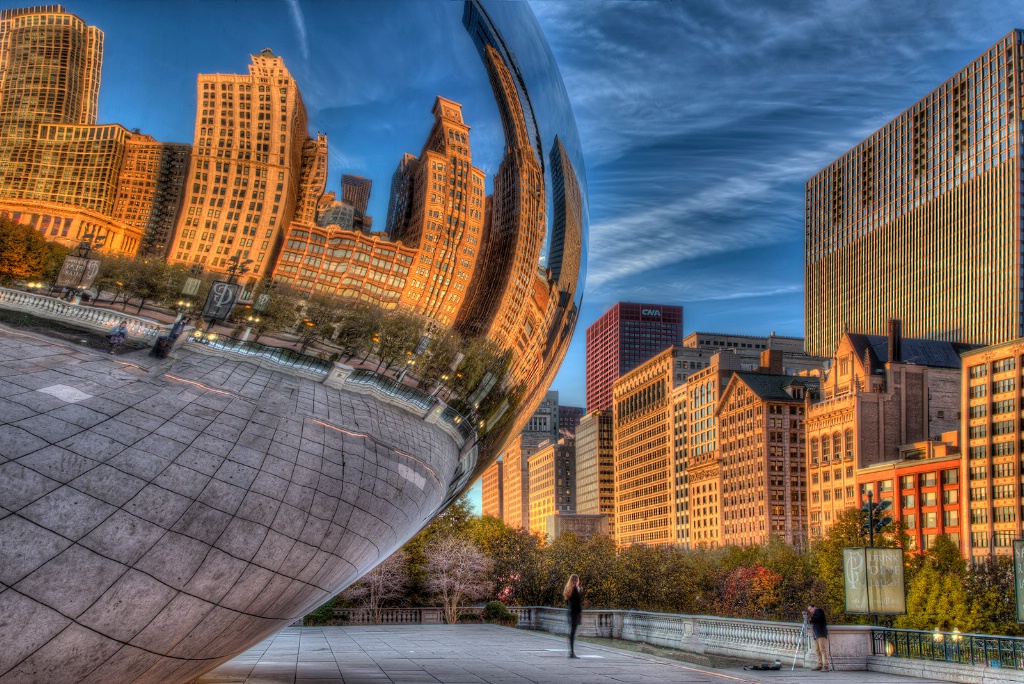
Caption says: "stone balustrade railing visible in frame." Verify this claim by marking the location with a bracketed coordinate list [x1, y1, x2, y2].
[0, 286, 169, 342]
[319, 606, 1024, 682]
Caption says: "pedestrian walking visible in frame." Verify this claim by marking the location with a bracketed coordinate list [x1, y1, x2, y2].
[564, 574, 582, 658]
[808, 603, 830, 672]
[107, 320, 129, 353]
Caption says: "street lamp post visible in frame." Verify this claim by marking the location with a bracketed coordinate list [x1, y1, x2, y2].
[239, 314, 260, 342]
[173, 300, 192, 324]
[225, 252, 253, 284]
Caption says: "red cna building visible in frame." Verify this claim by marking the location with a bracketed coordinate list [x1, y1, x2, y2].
[585, 302, 683, 412]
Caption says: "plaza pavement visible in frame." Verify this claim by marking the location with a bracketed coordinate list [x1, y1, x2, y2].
[195, 625, 948, 684]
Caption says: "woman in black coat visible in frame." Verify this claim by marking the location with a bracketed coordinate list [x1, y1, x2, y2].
[563, 574, 582, 658]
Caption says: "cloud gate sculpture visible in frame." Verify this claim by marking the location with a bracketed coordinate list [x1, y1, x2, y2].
[0, 1, 586, 682]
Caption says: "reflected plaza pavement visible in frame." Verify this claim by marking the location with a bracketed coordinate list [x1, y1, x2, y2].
[197, 625, 948, 684]
[0, 326, 458, 682]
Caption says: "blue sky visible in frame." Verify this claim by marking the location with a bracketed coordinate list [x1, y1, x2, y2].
[46, 0, 1024, 412]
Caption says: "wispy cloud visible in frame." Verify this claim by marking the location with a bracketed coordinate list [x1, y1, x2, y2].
[285, 0, 309, 61]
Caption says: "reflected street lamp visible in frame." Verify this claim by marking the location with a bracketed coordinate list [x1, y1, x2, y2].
[239, 314, 260, 342]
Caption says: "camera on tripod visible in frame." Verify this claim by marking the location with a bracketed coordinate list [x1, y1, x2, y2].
[801, 611, 808, 624]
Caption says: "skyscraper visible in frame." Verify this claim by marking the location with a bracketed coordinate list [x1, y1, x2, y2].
[575, 409, 614, 535]
[113, 133, 191, 258]
[341, 174, 372, 218]
[168, 49, 327, 281]
[586, 302, 684, 412]
[0, 5, 185, 257]
[390, 97, 487, 326]
[805, 30, 1024, 357]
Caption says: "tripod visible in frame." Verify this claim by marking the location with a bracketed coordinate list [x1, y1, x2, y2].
[791, 612, 809, 671]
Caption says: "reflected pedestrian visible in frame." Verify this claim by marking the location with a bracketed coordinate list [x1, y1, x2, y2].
[108, 320, 128, 354]
[563, 574, 582, 658]
[808, 603, 830, 672]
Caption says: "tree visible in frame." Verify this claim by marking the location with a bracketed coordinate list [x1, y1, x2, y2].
[809, 507, 903, 624]
[244, 282, 301, 342]
[333, 302, 381, 361]
[717, 565, 784, 620]
[342, 551, 409, 623]
[468, 515, 547, 606]
[0, 217, 59, 284]
[897, 563, 972, 631]
[965, 556, 1022, 637]
[92, 255, 134, 304]
[123, 258, 170, 313]
[297, 293, 343, 353]
[424, 534, 493, 624]
[375, 311, 423, 374]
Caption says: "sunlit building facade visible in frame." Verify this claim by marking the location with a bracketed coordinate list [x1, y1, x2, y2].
[575, 409, 614, 536]
[961, 340, 1024, 561]
[0, 5, 102, 192]
[169, 49, 327, 282]
[527, 438, 575, 536]
[613, 347, 681, 547]
[112, 133, 191, 257]
[806, 326, 965, 538]
[587, 303, 685, 413]
[389, 97, 486, 326]
[501, 391, 560, 529]
[716, 372, 811, 548]
[481, 459, 503, 519]
[805, 30, 1024, 357]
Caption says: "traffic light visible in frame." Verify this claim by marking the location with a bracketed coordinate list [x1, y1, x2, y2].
[861, 496, 893, 537]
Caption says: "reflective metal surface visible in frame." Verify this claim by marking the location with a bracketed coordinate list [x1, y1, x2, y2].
[0, 2, 585, 682]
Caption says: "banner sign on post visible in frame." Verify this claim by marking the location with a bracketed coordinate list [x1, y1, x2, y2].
[55, 256, 101, 289]
[1014, 540, 1024, 623]
[182, 277, 202, 296]
[201, 281, 242, 321]
[843, 547, 907, 615]
[253, 293, 271, 312]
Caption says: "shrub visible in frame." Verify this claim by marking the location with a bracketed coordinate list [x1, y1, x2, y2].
[482, 600, 519, 627]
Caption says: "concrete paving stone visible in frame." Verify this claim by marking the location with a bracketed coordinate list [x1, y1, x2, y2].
[0, 397, 38, 423]
[70, 464, 147, 507]
[16, 446, 97, 483]
[198, 478, 247, 515]
[174, 447, 226, 477]
[0, 593, 73, 667]
[90, 419, 152, 446]
[0, 622, 122, 684]
[154, 421, 203, 445]
[128, 592, 217, 653]
[227, 444, 267, 469]
[182, 549, 249, 604]
[104, 407, 165, 434]
[133, 433, 190, 460]
[0, 426, 49, 460]
[214, 461, 260, 490]
[108, 447, 173, 480]
[14, 544, 126, 618]
[56, 429, 126, 461]
[76, 395, 130, 417]
[135, 531, 210, 590]
[216, 517, 270, 562]
[172, 410, 217, 432]
[204, 420, 245, 443]
[171, 501, 233, 545]
[78, 510, 166, 566]
[77, 569, 178, 642]
[125, 483, 192, 527]
[76, 644, 163, 684]
[18, 486, 116, 540]
[45, 403, 109, 429]
[154, 463, 212, 499]
[0, 462, 59, 510]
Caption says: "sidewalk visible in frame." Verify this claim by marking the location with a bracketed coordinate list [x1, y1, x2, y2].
[196, 625, 948, 684]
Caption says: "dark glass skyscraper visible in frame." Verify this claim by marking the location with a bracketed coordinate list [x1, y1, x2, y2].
[585, 302, 684, 411]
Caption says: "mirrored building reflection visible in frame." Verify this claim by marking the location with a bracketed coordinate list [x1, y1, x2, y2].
[0, 2, 586, 681]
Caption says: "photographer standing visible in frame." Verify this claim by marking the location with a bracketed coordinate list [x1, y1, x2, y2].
[808, 604, 829, 671]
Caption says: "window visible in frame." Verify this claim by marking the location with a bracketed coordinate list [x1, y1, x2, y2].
[880, 479, 894, 492]
[943, 489, 959, 505]
[942, 469, 958, 485]
[901, 494, 916, 509]
[993, 484, 1015, 499]
[993, 357, 1016, 373]
[994, 506, 1016, 523]
[993, 378, 1016, 394]
[969, 364, 988, 378]
[971, 508, 988, 524]
[900, 475, 914, 490]
[972, 531, 989, 548]
[904, 513, 916, 530]
[922, 511, 937, 528]
[970, 487, 988, 502]
[919, 473, 936, 487]
[921, 492, 936, 507]
[943, 510, 959, 528]
[994, 462, 1015, 478]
